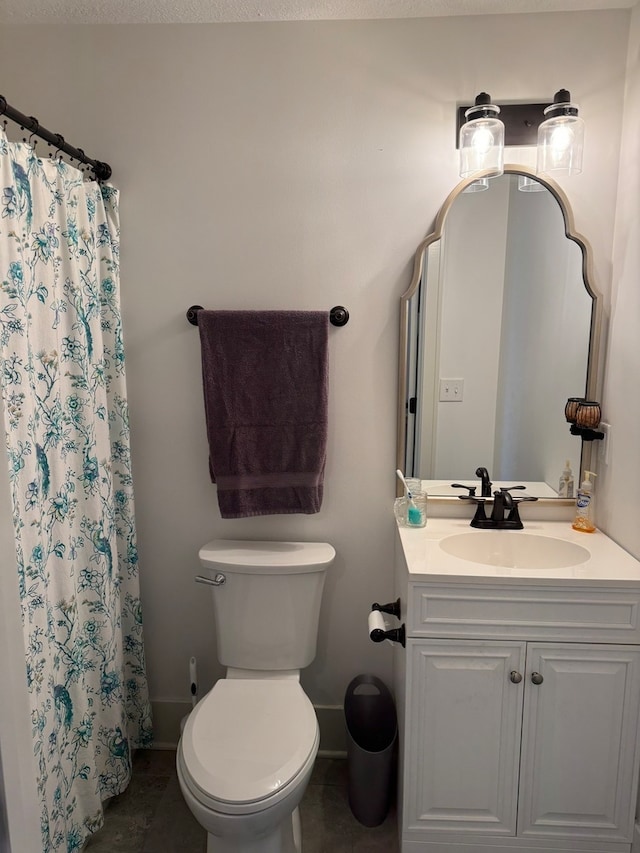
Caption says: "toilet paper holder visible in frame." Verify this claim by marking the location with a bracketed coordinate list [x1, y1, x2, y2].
[368, 599, 405, 648]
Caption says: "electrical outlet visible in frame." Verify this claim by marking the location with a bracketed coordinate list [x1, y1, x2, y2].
[439, 378, 464, 402]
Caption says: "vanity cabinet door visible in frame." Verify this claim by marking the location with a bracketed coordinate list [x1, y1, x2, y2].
[404, 639, 525, 837]
[518, 643, 640, 843]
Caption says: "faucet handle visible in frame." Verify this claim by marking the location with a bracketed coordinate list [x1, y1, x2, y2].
[496, 485, 525, 504]
[500, 486, 538, 506]
[506, 495, 539, 528]
[452, 483, 477, 497]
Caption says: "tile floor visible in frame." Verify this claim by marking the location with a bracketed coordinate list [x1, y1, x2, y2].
[84, 750, 400, 853]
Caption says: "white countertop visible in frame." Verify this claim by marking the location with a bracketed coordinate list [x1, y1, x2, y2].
[397, 518, 640, 587]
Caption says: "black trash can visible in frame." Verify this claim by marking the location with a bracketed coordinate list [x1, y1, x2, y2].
[344, 674, 398, 827]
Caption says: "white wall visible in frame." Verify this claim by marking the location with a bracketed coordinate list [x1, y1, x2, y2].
[0, 12, 631, 722]
[600, 3, 640, 560]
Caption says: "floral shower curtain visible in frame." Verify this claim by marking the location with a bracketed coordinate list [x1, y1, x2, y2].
[0, 129, 152, 852]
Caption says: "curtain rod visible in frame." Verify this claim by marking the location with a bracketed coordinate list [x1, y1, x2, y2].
[0, 95, 112, 182]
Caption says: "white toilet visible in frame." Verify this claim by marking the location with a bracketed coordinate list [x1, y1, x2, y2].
[177, 539, 335, 853]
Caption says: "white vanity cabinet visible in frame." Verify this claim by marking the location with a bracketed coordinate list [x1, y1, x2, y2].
[393, 523, 640, 853]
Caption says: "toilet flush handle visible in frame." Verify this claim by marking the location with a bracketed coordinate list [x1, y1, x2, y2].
[195, 573, 226, 587]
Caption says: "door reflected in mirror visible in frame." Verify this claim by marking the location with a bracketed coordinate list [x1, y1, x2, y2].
[399, 168, 599, 499]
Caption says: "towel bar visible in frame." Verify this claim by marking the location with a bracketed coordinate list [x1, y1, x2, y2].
[186, 305, 349, 327]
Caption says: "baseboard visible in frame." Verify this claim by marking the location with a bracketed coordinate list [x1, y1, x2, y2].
[151, 700, 347, 755]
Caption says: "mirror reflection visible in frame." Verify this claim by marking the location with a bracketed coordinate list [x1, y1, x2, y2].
[400, 169, 597, 499]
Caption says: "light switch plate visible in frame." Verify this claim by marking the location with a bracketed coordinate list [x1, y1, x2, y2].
[439, 378, 464, 402]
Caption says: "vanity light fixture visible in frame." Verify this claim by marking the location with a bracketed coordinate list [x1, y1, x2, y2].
[537, 89, 585, 176]
[459, 93, 504, 179]
[457, 89, 585, 179]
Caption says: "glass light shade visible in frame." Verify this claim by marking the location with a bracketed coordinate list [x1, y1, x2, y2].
[463, 178, 490, 193]
[459, 101, 504, 179]
[517, 175, 545, 193]
[537, 107, 584, 176]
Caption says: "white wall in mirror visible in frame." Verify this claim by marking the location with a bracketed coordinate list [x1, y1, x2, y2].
[495, 176, 589, 486]
[433, 177, 509, 476]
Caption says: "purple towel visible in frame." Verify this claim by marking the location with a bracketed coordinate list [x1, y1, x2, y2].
[198, 310, 329, 518]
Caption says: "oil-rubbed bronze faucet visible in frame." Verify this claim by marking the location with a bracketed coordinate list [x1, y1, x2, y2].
[475, 467, 492, 497]
[455, 479, 539, 529]
[452, 466, 492, 499]
[491, 488, 514, 524]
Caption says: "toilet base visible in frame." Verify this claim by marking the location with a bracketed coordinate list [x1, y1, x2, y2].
[205, 807, 300, 853]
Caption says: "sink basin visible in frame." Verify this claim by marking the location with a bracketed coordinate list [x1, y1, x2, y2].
[439, 531, 590, 570]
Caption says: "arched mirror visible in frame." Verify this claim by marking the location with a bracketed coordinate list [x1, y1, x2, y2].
[398, 166, 601, 499]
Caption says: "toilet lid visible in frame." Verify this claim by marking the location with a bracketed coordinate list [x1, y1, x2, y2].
[181, 679, 318, 806]
[199, 539, 335, 574]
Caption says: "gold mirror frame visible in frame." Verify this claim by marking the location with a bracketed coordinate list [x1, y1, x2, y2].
[397, 165, 602, 501]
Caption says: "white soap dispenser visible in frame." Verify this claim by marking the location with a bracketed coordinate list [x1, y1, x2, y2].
[572, 470, 596, 533]
[558, 459, 574, 498]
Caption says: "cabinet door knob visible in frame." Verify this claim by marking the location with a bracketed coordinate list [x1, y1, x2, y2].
[509, 671, 523, 684]
[531, 672, 544, 685]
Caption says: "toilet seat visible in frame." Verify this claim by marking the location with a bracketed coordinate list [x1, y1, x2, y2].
[179, 679, 319, 815]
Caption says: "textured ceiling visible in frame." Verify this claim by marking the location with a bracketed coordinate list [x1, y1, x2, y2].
[1, 0, 636, 25]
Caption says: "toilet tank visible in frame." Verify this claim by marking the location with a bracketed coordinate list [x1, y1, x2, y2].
[199, 540, 335, 671]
